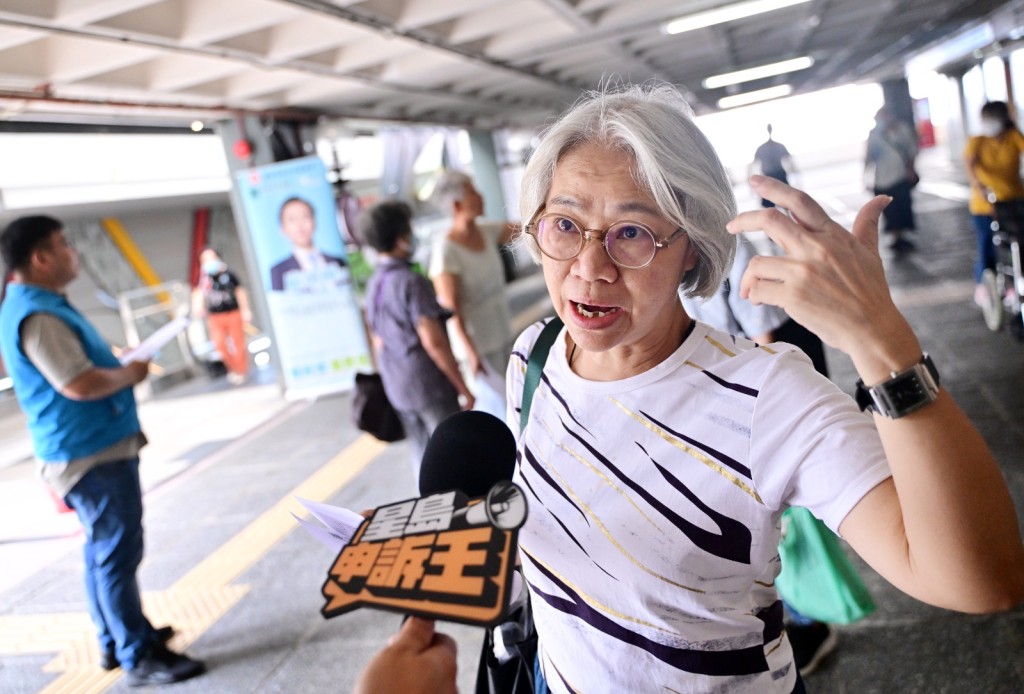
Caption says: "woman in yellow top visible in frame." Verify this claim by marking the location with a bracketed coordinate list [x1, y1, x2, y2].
[964, 101, 1024, 306]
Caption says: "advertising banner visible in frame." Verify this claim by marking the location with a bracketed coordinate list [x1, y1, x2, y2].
[235, 156, 370, 399]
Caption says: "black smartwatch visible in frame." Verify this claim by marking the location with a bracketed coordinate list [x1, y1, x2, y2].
[855, 354, 940, 419]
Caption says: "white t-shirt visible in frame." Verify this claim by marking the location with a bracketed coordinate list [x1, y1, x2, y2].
[429, 221, 512, 358]
[506, 319, 891, 693]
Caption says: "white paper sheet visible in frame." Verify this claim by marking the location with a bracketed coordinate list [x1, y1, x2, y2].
[293, 497, 365, 551]
[119, 316, 190, 365]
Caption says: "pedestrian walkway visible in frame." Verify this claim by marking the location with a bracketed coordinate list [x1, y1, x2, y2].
[1, 154, 1023, 693]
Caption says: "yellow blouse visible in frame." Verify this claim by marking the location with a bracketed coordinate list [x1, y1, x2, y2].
[965, 129, 1024, 215]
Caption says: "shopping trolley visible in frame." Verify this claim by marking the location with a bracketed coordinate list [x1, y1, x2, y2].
[981, 200, 1024, 339]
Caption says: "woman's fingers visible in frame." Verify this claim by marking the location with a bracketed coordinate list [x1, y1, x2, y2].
[851, 195, 891, 249]
[729, 183, 902, 355]
[728, 178, 888, 263]
[749, 174, 835, 232]
[735, 255, 792, 302]
[727, 205, 804, 255]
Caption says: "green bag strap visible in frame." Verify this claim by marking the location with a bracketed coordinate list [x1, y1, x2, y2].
[519, 317, 563, 434]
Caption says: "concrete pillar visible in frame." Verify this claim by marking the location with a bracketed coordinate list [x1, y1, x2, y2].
[881, 78, 917, 130]
[467, 130, 508, 220]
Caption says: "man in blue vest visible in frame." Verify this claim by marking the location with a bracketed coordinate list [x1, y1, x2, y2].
[0, 216, 205, 686]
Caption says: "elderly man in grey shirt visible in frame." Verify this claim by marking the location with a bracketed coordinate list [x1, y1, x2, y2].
[359, 201, 474, 472]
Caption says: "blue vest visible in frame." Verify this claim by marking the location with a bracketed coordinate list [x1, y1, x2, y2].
[0, 283, 140, 462]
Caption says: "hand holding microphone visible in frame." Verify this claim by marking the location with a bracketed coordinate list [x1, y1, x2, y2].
[314, 411, 526, 693]
[353, 617, 458, 694]
[321, 410, 526, 626]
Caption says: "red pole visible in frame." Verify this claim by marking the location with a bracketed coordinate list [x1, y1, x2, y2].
[189, 207, 210, 287]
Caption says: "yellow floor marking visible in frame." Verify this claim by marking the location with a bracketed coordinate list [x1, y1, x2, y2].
[0, 433, 387, 693]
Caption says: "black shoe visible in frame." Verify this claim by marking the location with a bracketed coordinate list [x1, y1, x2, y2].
[787, 622, 838, 676]
[100, 625, 176, 671]
[125, 644, 206, 687]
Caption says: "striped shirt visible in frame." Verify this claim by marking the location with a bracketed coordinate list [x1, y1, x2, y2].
[507, 319, 889, 693]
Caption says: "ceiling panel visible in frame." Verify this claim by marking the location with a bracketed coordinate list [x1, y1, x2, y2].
[0, 0, 1015, 129]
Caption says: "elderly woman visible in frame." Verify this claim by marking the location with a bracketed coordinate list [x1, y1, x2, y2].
[430, 170, 516, 419]
[508, 85, 1024, 693]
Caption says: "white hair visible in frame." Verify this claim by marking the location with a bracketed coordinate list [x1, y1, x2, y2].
[432, 170, 473, 215]
[517, 83, 737, 298]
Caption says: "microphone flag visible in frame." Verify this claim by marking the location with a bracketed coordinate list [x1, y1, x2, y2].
[320, 480, 527, 627]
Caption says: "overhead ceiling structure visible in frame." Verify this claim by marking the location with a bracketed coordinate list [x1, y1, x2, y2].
[0, 0, 1015, 131]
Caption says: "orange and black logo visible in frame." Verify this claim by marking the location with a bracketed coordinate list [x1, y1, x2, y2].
[321, 481, 527, 627]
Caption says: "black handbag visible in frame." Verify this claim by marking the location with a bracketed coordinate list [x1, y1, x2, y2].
[351, 372, 405, 443]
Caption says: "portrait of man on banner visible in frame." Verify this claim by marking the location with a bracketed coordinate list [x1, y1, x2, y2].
[236, 156, 370, 399]
[269, 195, 349, 292]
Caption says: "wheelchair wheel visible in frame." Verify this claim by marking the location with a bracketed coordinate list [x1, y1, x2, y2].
[981, 268, 1005, 332]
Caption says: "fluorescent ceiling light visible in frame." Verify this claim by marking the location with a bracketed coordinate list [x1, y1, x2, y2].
[664, 0, 813, 35]
[717, 84, 793, 109]
[703, 56, 814, 89]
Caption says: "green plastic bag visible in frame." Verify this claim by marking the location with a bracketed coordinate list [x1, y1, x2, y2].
[775, 507, 876, 624]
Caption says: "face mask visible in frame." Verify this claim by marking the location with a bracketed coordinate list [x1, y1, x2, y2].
[981, 119, 1003, 137]
[203, 260, 225, 275]
[402, 235, 418, 257]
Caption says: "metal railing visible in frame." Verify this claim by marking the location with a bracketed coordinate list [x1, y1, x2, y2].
[117, 280, 197, 397]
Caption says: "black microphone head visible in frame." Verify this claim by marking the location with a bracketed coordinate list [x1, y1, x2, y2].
[418, 410, 517, 498]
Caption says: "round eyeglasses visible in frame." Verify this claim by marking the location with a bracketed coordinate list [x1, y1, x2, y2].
[523, 212, 687, 269]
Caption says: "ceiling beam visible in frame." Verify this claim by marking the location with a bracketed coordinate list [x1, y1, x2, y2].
[534, 0, 672, 86]
[276, 0, 584, 95]
[0, 8, 564, 117]
[0, 87, 510, 128]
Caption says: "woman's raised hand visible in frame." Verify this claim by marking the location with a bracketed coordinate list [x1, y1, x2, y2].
[726, 175, 922, 383]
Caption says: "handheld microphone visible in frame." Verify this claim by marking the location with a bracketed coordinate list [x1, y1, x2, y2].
[416, 412, 534, 675]
[320, 410, 525, 627]
[418, 410, 518, 498]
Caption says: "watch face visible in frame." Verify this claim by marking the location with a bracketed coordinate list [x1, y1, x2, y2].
[883, 371, 927, 410]
[875, 364, 938, 417]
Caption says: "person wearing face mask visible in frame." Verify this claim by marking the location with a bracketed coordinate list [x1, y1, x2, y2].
[964, 101, 1024, 308]
[360, 200, 474, 471]
[191, 248, 252, 385]
[865, 107, 919, 254]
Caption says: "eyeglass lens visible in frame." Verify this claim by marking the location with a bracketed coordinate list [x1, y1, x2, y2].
[535, 214, 658, 268]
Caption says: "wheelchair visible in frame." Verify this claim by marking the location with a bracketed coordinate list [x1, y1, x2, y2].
[981, 200, 1024, 339]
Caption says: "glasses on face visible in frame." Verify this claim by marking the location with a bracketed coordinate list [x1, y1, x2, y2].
[524, 211, 687, 269]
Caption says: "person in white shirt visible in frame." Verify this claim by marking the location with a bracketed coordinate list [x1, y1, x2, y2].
[269, 196, 348, 291]
[507, 84, 1024, 694]
[429, 171, 516, 419]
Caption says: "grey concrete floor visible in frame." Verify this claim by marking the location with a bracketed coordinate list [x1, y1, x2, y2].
[1, 155, 1024, 693]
